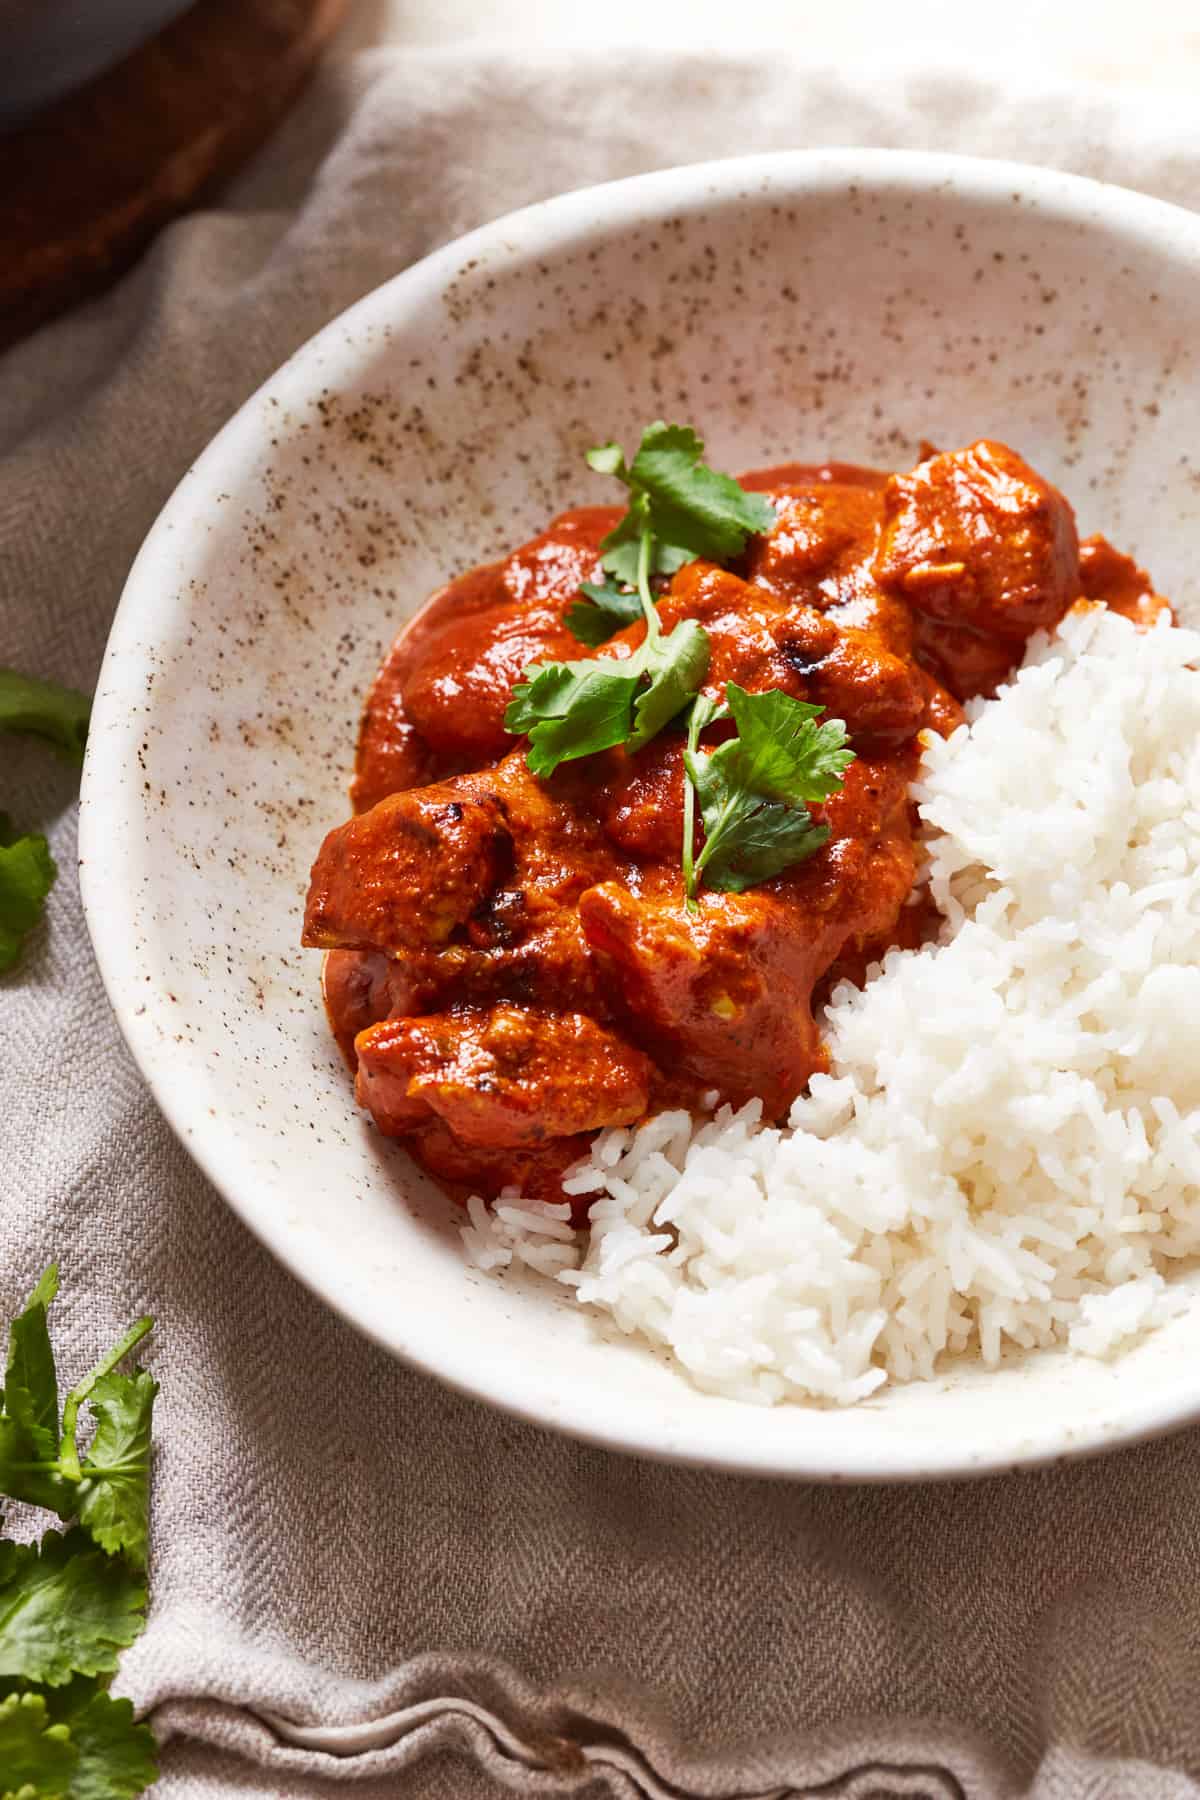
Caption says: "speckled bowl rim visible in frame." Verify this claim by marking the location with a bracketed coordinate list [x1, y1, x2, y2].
[81, 148, 1200, 1481]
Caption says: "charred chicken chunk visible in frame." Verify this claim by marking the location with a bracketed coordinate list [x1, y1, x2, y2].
[304, 778, 510, 953]
[578, 754, 916, 1114]
[354, 1004, 651, 1145]
[874, 440, 1081, 645]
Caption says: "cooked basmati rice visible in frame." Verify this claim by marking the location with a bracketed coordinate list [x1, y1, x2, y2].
[462, 605, 1200, 1405]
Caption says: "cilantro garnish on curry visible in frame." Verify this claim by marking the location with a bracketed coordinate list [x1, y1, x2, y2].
[505, 425, 853, 904]
[302, 424, 1166, 1215]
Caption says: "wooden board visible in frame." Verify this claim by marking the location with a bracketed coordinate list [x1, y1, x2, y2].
[0, 0, 350, 352]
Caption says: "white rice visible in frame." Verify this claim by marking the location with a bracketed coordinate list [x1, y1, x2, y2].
[462, 605, 1200, 1405]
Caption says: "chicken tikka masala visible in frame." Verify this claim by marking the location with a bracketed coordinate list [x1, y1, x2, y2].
[303, 429, 1167, 1216]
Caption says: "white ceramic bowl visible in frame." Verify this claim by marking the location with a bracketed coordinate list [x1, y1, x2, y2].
[81, 149, 1200, 1479]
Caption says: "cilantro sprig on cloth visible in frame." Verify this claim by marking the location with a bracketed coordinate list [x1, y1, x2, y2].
[0, 815, 57, 974]
[1, 666, 92, 973]
[683, 683, 854, 903]
[0, 1267, 159, 1797]
[0, 671, 91, 764]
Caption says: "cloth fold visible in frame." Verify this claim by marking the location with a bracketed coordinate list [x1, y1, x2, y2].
[5, 45, 1200, 1799]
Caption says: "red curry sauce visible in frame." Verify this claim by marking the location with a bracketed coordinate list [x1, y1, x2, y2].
[302, 441, 1169, 1211]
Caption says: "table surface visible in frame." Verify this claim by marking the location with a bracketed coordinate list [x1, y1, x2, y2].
[346, 0, 1199, 94]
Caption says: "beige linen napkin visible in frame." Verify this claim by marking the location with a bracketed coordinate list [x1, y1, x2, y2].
[5, 47, 1200, 1799]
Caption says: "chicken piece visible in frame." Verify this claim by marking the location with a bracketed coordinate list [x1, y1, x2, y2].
[408, 1118, 596, 1216]
[595, 737, 687, 864]
[1079, 535, 1173, 628]
[743, 481, 884, 595]
[399, 509, 619, 759]
[430, 751, 632, 1013]
[303, 777, 510, 953]
[321, 949, 432, 1067]
[354, 1004, 651, 1146]
[313, 750, 631, 1036]
[874, 440, 1081, 643]
[400, 603, 580, 759]
[773, 602, 928, 749]
[579, 755, 917, 1116]
[578, 880, 829, 1115]
[638, 558, 927, 751]
[910, 617, 1021, 701]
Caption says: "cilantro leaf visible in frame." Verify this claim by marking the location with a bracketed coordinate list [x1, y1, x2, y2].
[5, 1269, 61, 1449]
[595, 504, 696, 587]
[564, 580, 643, 647]
[507, 618, 709, 780]
[589, 422, 775, 580]
[720, 682, 854, 805]
[0, 1270, 72, 1519]
[0, 672, 90, 764]
[585, 442, 627, 479]
[46, 1680, 158, 1800]
[505, 661, 642, 778]
[690, 780, 831, 893]
[74, 1373, 157, 1571]
[0, 1272, 155, 1542]
[627, 621, 710, 752]
[0, 1278, 158, 1798]
[684, 683, 854, 898]
[0, 1690, 77, 1797]
[628, 423, 776, 561]
[517, 421, 773, 775]
[0, 821, 57, 975]
[0, 1532, 146, 1688]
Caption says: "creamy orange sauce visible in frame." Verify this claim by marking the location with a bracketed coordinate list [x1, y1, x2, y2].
[304, 442, 1169, 1211]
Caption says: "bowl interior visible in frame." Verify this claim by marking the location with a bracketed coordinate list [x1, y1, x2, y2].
[82, 150, 1200, 1478]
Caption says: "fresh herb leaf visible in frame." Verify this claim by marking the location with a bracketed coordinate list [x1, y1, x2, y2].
[688, 768, 831, 892]
[716, 683, 853, 806]
[0, 1269, 71, 1518]
[627, 620, 710, 752]
[508, 624, 711, 779]
[684, 682, 854, 900]
[0, 1689, 77, 1796]
[680, 694, 727, 905]
[0, 1532, 146, 1688]
[57, 1314, 154, 1494]
[45, 1680, 158, 1800]
[0, 1273, 155, 1548]
[5, 1268, 61, 1451]
[585, 442, 627, 479]
[73, 1373, 157, 1572]
[0, 1279, 158, 1796]
[564, 580, 643, 646]
[0, 672, 90, 764]
[506, 660, 643, 778]
[0, 820, 57, 976]
[509, 522, 710, 777]
[588, 421, 775, 581]
[593, 510, 696, 587]
[626, 423, 777, 561]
